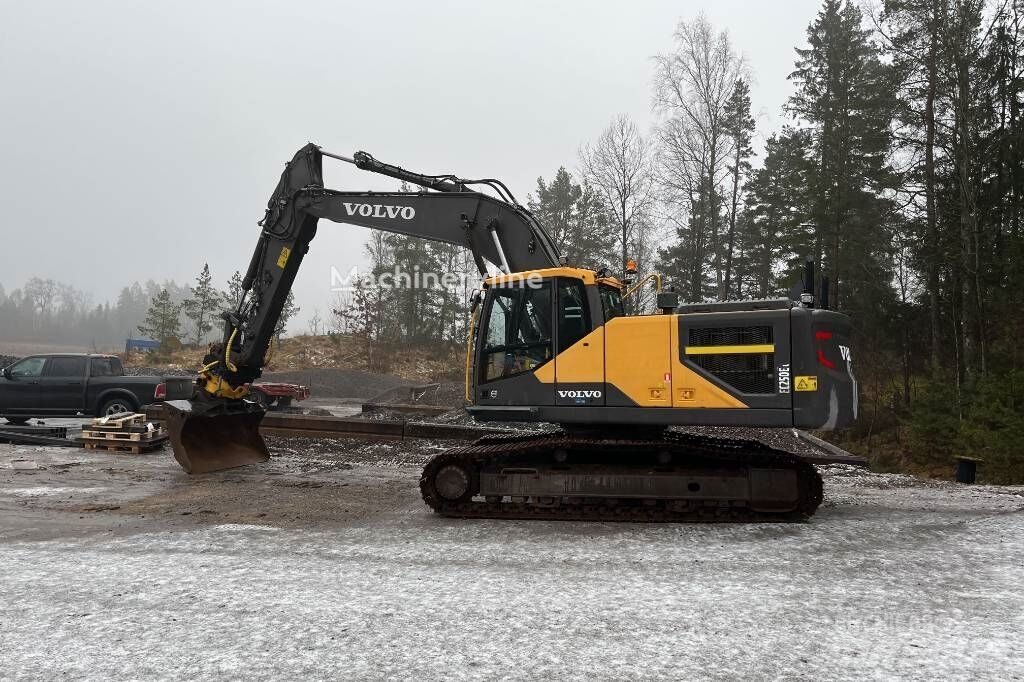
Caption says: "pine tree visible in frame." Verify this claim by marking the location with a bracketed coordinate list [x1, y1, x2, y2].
[786, 0, 897, 313]
[181, 263, 223, 345]
[722, 78, 756, 298]
[275, 291, 299, 340]
[736, 130, 814, 298]
[881, 0, 948, 371]
[224, 270, 244, 309]
[528, 168, 616, 269]
[137, 289, 182, 349]
[386, 232, 443, 342]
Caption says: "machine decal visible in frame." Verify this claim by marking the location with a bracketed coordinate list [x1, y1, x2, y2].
[342, 202, 416, 220]
[795, 376, 818, 391]
[778, 364, 791, 393]
[276, 246, 291, 269]
[557, 390, 602, 399]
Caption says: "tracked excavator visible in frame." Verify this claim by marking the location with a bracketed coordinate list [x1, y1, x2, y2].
[165, 143, 857, 521]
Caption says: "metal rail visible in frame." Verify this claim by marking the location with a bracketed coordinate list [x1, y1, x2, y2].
[144, 406, 511, 442]
[258, 413, 510, 442]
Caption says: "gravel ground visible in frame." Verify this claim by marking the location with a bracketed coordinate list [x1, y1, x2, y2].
[0, 438, 1022, 680]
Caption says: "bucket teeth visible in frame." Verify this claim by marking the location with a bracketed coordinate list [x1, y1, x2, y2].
[164, 399, 270, 474]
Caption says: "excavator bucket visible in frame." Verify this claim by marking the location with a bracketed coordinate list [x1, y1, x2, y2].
[164, 399, 270, 474]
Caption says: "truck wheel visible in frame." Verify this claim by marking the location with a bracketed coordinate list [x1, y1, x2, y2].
[99, 397, 136, 418]
[4, 417, 30, 426]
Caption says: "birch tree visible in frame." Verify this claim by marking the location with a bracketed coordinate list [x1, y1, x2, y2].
[579, 115, 656, 278]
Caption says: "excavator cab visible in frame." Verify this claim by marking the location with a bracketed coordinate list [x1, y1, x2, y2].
[466, 265, 858, 432]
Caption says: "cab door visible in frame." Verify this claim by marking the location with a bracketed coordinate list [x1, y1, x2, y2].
[0, 356, 49, 415]
[39, 356, 88, 412]
[475, 280, 555, 406]
[554, 278, 605, 406]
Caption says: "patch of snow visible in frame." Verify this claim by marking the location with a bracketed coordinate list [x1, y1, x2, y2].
[7, 486, 108, 497]
[2, 506, 1022, 680]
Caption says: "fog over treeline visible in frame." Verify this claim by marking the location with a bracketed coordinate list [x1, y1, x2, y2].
[0, 277, 193, 350]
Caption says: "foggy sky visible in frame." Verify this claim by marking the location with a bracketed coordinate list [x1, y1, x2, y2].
[0, 0, 823, 329]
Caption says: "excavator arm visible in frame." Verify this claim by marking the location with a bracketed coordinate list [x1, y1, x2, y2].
[166, 143, 559, 473]
[228, 144, 558, 385]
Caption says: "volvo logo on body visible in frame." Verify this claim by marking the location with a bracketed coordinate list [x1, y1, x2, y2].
[557, 390, 602, 399]
[342, 202, 416, 220]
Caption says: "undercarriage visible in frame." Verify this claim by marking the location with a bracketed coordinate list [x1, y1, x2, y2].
[420, 430, 823, 522]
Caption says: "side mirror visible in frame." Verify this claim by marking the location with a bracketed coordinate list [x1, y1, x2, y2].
[2, 367, 11, 380]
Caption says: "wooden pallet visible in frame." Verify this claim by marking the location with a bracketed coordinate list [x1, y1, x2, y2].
[81, 428, 167, 442]
[91, 413, 147, 428]
[82, 437, 168, 455]
[87, 422, 154, 432]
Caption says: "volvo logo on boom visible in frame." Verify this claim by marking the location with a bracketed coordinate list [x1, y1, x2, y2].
[557, 390, 602, 399]
[342, 202, 416, 220]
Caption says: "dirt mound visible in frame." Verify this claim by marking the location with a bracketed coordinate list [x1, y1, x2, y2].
[263, 367, 411, 400]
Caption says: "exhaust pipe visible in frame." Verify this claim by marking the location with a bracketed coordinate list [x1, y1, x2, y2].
[164, 398, 270, 474]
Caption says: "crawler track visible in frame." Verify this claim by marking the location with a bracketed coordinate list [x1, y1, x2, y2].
[420, 431, 823, 522]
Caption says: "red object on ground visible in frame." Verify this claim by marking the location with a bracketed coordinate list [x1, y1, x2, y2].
[250, 383, 310, 401]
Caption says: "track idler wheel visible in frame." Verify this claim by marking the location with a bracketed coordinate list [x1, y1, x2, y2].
[434, 464, 472, 501]
[420, 455, 478, 509]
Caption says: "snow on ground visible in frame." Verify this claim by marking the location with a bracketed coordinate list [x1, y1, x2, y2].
[0, 445, 1022, 681]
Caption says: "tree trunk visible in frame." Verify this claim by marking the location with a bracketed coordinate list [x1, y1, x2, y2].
[708, 132, 723, 299]
[723, 146, 742, 300]
[925, 0, 941, 374]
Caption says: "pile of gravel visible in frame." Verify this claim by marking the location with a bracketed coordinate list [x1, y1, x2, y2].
[263, 367, 411, 400]
[368, 381, 464, 407]
[123, 366, 194, 377]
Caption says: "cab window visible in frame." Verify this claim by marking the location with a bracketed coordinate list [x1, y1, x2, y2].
[9, 357, 47, 378]
[557, 279, 590, 353]
[599, 284, 624, 321]
[90, 357, 118, 377]
[45, 357, 87, 378]
[481, 282, 553, 382]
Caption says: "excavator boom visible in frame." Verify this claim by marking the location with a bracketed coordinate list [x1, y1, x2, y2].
[168, 144, 560, 472]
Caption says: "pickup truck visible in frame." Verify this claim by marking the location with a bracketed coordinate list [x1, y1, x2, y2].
[0, 354, 192, 425]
